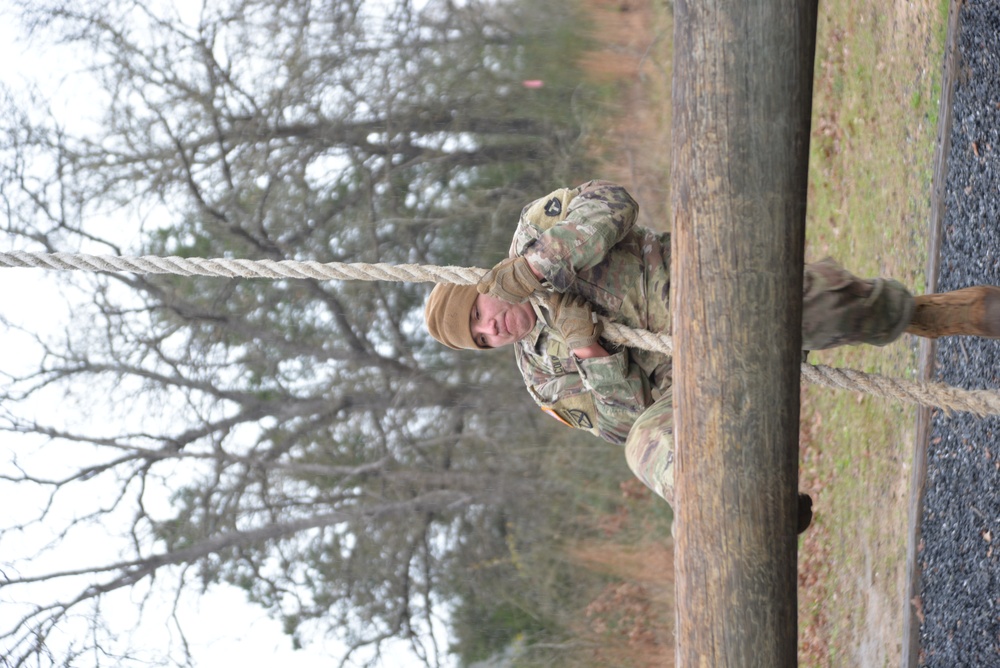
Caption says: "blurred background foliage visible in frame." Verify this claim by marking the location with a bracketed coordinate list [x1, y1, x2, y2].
[0, 0, 673, 666]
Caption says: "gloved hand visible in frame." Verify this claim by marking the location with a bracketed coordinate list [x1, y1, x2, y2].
[549, 292, 602, 350]
[477, 256, 542, 303]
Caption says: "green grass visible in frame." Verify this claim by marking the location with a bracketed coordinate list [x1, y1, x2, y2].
[517, 0, 952, 664]
[798, 0, 951, 665]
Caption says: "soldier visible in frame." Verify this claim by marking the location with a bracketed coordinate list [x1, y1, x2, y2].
[424, 180, 1000, 528]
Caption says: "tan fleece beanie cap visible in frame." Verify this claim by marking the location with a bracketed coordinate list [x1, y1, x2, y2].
[424, 283, 484, 350]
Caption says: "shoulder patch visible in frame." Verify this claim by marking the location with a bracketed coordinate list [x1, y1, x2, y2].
[539, 391, 599, 435]
[566, 409, 593, 429]
[520, 187, 578, 231]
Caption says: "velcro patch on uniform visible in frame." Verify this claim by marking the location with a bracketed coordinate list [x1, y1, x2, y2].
[522, 187, 577, 231]
[566, 409, 593, 429]
[542, 406, 593, 429]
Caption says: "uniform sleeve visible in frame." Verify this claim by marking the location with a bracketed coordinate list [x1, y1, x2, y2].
[574, 350, 652, 444]
[522, 180, 639, 292]
[517, 345, 652, 446]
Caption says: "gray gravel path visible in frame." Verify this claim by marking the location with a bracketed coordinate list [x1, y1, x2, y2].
[918, 0, 1000, 665]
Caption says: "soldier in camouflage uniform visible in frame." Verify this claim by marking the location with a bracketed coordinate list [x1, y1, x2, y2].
[424, 180, 1000, 512]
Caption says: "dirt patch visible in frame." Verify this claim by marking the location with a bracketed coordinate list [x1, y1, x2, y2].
[568, 539, 676, 668]
[578, 0, 672, 232]
[571, 1, 676, 665]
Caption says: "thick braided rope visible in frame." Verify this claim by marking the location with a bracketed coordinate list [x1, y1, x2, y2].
[801, 363, 1000, 416]
[0, 250, 484, 285]
[4, 250, 998, 416]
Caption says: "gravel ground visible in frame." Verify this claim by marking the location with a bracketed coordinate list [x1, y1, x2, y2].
[917, 0, 1000, 665]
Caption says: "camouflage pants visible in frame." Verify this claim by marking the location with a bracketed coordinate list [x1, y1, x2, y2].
[623, 257, 914, 506]
[801, 257, 914, 350]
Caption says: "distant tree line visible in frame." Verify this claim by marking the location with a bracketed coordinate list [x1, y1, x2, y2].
[0, 0, 640, 666]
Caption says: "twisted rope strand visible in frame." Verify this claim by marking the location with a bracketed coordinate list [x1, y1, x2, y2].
[801, 363, 1000, 417]
[3, 250, 995, 416]
[0, 250, 487, 284]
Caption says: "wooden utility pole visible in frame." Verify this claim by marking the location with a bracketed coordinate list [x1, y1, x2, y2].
[670, 0, 819, 665]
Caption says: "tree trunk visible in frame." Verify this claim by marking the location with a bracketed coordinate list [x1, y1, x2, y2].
[669, 0, 819, 665]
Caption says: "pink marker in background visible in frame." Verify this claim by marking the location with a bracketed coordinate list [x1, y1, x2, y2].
[522, 80, 544, 88]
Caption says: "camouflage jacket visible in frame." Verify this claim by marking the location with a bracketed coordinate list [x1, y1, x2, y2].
[511, 180, 672, 445]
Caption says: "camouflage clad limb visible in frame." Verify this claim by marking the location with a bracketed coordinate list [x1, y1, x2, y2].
[802, 257, 914, 350]
[516, 180, 643, 295]
[624, 393, 675, 506]
[516, 320, 652, 445]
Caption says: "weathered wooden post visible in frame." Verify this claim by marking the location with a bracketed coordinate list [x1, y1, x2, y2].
[670, 0, 819, 664]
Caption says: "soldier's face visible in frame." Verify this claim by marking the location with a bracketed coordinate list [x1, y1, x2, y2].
[470, 293, 536, 348]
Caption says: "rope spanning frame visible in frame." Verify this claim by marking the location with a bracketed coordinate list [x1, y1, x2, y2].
[0, 250, 486, 285]
[3, 249, 997, 416]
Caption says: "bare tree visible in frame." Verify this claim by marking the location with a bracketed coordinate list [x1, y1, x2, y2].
[0, 0, 599, 666]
